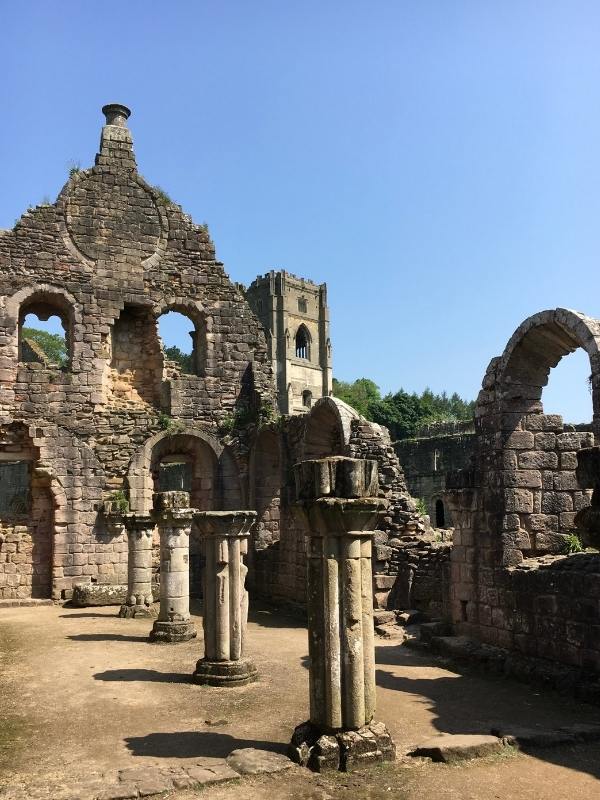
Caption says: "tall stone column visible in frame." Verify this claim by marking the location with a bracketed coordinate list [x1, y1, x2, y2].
[289, 457, 396, 772]
[149, 491, 197, 643]
[193, 510, 258, 686]
[119, 514, 156, 618]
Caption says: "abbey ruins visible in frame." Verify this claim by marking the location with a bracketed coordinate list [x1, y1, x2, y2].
[2, 105, 600, 790]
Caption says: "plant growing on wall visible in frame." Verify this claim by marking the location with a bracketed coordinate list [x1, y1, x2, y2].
[563, 532, 583, 554]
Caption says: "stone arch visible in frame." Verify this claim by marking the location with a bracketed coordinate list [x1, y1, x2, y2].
[481, 308, 600, 435]
[127, 426, 223, 514]
[155, 297, 212, 378]
[468, 308, 600, 563]
[4, 284, 83, 369]
[302, 396, 356, 459]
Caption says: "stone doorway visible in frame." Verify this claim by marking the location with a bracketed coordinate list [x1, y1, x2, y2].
[0, 427, 55, 600]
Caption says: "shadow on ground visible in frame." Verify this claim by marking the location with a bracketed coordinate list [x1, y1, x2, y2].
[94, 668, 192, 683]
[375, 642, 600, 781]
[248, 606, 306, 630]
[59, 612, 118, 619]
[67, 633, 148, 643]
[125, 731, 287, 759]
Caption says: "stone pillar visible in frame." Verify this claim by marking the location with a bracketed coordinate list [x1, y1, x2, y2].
[149, 491, 197, 644]
[193, 510, 258, 686]
[289, 457, 396, 772]
[119, 514, 156, 618]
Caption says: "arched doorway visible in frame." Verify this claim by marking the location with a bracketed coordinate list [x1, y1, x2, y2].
[0, 424, 55, 599]
[435, 498, 446, 528]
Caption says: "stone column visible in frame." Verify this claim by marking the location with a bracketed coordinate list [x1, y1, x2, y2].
[193, 510, 258, 686]
[119, 514, 156, 618]
[289, 457, 396, 772]
[149, 491, 197, 643]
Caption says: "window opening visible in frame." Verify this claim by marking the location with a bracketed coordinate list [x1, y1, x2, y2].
[158, 456, 193, 492]
[20, 311, 68, 368]
[295, 325, 310, 360]
[0, 462, 31, 516]
[158, 310, 205, 376]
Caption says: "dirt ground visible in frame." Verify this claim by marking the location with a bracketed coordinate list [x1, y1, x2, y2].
[0, 603, 599, 799]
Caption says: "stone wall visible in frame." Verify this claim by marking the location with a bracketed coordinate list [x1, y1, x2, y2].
[394, 422, 475, 527]
[246, 397, 448, 612]
[447, 308, 600, 674]
[0, 104, 275, 600]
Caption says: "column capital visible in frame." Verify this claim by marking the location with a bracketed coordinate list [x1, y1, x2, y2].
[123, 513, 154, 534]
[296, 496, 388, 536]
[152, 491, 195, 527]
[194, 510, 257, 538]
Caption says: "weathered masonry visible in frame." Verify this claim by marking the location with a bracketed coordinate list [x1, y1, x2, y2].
[0, 104, 425, 605]
[447, 309, 600, 674]
[394, 420, 475, 528]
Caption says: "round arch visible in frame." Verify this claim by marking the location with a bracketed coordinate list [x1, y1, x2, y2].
[155, 297, 212, 378]
[4, 284, 83, 369]
[302, 396, 358, 460]
[127, 426, 223, 513]
[480, 308, 600, 437]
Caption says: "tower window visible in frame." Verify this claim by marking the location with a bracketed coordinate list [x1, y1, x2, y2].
[302, 390, 312, 408]
[298, 297, 307, 313]
[295, 325, 310, 360]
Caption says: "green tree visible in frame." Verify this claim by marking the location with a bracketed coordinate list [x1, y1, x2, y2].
[164, 345, 193, 374]
[332, 377, 381, 417]
[333, 376, 475, 440]
[21, 327, 67, 366]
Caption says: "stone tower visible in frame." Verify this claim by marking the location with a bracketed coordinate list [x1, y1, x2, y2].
[245, 270, 332, 415]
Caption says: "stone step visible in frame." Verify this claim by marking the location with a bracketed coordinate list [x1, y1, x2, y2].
[0, 598, 54, 608]
[410, 733, 505, 763]
[419, 620, 452, 643]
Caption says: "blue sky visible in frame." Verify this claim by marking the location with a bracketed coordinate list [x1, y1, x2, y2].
[3, 1, 599, 421]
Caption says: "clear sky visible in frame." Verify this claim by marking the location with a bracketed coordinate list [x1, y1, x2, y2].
[2, 1, 599, 422]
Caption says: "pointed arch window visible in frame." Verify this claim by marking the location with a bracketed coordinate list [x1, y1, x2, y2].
[295, 325, 311, 360]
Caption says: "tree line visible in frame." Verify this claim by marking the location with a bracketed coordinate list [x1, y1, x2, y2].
[332, 377, 475, 441]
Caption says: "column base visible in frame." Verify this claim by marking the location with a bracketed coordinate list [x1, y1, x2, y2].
[118, 603, 157, 619]
[289, 720, 396, 772]
[148, 620, 197, 643]
[193, 657, 258, 687]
